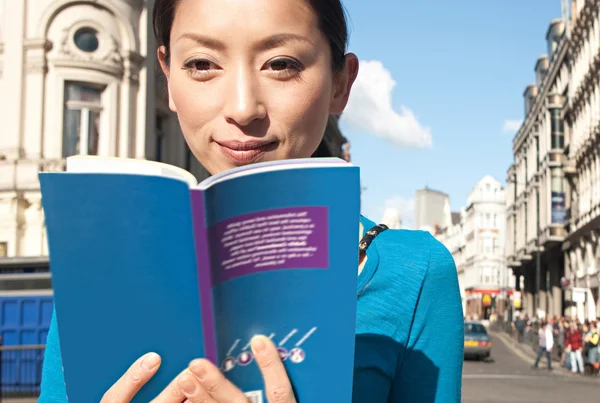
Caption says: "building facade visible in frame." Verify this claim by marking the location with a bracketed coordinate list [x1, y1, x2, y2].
[506, 16, 570, 320]
[562, 0, 600, 322]
[504, 2, 600, 322]
[438, 176, 512, 320]
[0, 0, 349, 348]
[414, 187, 452, 234]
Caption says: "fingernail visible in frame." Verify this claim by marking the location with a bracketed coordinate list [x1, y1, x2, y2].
[251, 335, 267, 354]
[179, 374, 197, 395]
[141, 352, 160, 370]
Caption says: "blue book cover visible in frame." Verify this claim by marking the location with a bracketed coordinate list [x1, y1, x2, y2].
[39, 156, 361, 402]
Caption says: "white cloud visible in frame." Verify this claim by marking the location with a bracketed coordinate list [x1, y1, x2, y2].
[502, 119, 522, 134]
[341, 60, 432, 149]
[380, 196, 415, 229]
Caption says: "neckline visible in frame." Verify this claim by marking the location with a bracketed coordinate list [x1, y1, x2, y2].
[357, 215, 380, 295]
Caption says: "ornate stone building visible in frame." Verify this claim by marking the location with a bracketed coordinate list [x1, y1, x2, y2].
[506, 1, 600, 322]
[562, 0, 600, 321]
[505, 17, 570, 320]
[438, 176, 512, 320]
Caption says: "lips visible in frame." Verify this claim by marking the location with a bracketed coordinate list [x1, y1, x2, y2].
[216, 140, 276, 165]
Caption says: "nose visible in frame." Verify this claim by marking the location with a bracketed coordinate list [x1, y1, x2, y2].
[223, 66, 266, 127]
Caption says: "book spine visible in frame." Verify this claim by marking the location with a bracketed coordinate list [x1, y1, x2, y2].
[190, 190, 217, 364]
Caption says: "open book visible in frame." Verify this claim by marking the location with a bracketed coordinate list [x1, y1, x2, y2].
[39, 156, 361, 403]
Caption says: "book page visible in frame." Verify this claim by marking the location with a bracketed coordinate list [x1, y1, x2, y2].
[195, 157, 350, 190]
[66, 156, 198, 186]
[191, 163, 360, 402]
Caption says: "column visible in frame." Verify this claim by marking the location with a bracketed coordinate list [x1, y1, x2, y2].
[539, 258, 548, 317]
[0, 0, 25, 159]
[549, 253, 562, 318]
[22, 39, 51, 159]
[525, 269, 534, 317]
[118, 53, 143, 158]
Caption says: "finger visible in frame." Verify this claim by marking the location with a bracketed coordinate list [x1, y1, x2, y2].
[101, 352, 161, 403]
[150, 368, 191, 403]
[251, 335, 296, 403]
[188, 359, 248, 403]
[177, 372, 217, 403]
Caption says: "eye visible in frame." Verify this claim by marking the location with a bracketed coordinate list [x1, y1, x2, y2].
[182, 58, 219, 80]
[264, 57, 303, 79]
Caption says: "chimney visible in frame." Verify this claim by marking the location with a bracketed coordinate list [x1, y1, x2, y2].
[523, 84, 538, 116]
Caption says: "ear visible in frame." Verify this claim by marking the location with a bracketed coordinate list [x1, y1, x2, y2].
[329, 53, 359, 115]
[157, 46, 177, 113]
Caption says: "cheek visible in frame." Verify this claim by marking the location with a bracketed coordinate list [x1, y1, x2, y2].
[270, 76, 332, 152]
[169, 74, 217, 132]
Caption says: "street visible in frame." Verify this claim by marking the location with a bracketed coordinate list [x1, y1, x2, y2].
[462, 333, 599, 402]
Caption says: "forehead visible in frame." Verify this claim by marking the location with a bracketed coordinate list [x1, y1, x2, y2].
[172, 0, 319, 38]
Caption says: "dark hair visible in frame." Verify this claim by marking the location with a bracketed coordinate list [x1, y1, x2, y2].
[152, 0, 349, 71]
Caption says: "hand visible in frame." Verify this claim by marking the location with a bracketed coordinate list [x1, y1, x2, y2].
[100, 335, 297, 403]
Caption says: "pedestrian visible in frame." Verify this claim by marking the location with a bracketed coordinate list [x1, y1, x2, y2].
[532, 319, 553, 370]
[513, 314, 526, 343]
[36, 0, 465, 402]
[566, 321, 585, 374]
[558, 319, 567, 367]
[582, 322, 599, 374]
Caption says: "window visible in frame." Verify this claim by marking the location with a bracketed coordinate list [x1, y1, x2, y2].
[74, 27, 99, 53]
[0, 242, 6, 257]
[486, 213, 491, 227]
[465, 323, 487, 335]
[62, 82, 103, 157]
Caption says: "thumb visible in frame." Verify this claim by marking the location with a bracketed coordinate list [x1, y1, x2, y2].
[251, 335, 296, 403]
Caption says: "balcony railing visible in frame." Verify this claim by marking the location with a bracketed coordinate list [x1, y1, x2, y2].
[0, 344, 45, 400]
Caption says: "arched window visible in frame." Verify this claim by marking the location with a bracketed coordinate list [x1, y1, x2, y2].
[43, 2, 136, 159]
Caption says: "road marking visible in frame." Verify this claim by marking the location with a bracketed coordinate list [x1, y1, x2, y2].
[463, 374, 542, 380]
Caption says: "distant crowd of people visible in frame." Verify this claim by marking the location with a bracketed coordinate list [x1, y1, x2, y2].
[512, 315, 600, 375]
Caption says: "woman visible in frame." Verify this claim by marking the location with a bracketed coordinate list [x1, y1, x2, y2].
[566, 321, 584, 374]
[39, 0, 464, 401]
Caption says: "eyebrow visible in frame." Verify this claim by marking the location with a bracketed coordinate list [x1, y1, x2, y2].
[175, 33, 313, 52]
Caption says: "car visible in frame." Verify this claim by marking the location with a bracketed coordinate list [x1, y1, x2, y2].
[464, 321, 492, 360]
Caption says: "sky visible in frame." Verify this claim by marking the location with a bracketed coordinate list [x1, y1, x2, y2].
[337, 0, 566, 228]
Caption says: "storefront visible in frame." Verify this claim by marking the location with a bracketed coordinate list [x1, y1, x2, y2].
[465, 288, 513, 321]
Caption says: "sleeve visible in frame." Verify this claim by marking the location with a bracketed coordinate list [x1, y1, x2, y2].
[391, 236, 464, 403]
[39, 308, 68, 403]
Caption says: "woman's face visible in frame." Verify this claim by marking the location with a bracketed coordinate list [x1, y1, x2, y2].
[159, 0, 358, 175]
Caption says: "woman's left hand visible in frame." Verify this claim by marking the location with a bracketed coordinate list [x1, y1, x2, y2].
[181, 335, 297, 403]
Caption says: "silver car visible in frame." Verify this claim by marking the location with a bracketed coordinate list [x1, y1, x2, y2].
[464, 321, 492, 360]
